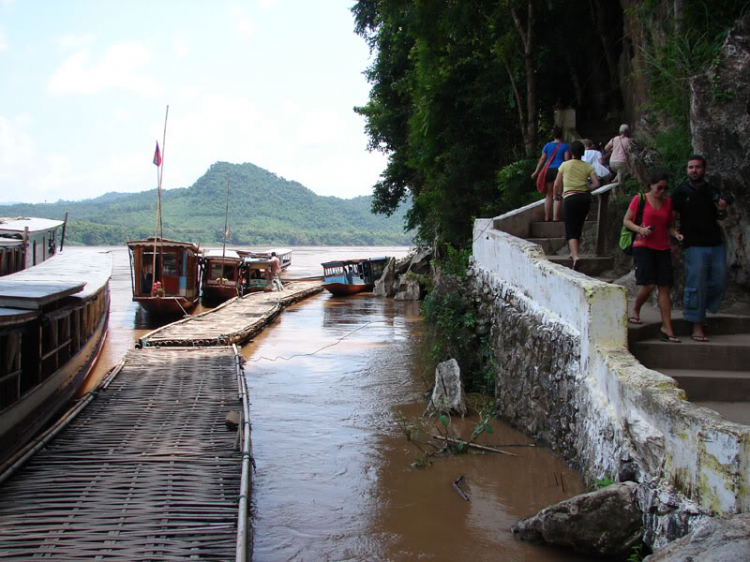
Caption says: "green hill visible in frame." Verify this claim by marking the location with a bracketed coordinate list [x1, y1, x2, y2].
[3, 162, 413, 246]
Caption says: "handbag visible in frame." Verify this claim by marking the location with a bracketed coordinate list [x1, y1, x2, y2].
[619, 193, 645, 255]
[536, 142, 562, 194]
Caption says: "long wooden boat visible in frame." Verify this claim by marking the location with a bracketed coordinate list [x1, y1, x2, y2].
[240, 256, 274, 293]
[201, 249, 243, 303]
[0, 249, 112, 468]
[0, 216, 66, 276]
[127, 237, 201, 316]
[321, 257, 389, 296]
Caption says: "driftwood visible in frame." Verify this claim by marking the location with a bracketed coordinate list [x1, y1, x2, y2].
[453, 475, 470, 502]
[430, 434, 518, 457]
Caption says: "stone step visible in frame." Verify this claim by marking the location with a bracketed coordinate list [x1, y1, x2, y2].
[692, 401, 750, 426]
[547, 255, 614, 277]
[529, 220, 595, 239]
[527, 237, 567, 255]
[630, 333, 750, 371]
[659, 368, 750, 402]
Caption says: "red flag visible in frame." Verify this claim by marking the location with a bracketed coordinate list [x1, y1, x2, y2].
[153, 142, 162, 166]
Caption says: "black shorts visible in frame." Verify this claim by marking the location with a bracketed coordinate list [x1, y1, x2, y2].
[545, 167, 558, 184]
[562, 192, 591, 240]
[633, 247, 674, 286]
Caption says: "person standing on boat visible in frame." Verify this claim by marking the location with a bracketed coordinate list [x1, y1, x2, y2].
[269, 252, 283, 291]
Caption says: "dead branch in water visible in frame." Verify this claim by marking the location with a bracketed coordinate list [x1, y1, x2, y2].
[430, 434, 518, 457]
[453, 475, 470, 502]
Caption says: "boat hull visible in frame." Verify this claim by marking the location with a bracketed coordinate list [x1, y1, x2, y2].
[134, 295, 198, 316]
[323, 282, 374, 296]
[202, 284, 240, 303]
[0, 306, 109, 468]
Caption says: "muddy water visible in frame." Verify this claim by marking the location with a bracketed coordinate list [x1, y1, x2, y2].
[243, 294, 592, 562]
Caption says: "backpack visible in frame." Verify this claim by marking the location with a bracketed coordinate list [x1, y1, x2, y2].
[619, 193, 646, 255]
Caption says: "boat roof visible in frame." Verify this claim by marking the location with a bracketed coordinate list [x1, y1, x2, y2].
[0, 250, 113, 311]
[0, 239, 24, 248]
[127, 238, 200, 252]
[0, 217, 65, 234]
[321, 257, 389, 268]
[238, 248, 293, 258]
[204, 249, 241, 261]
[242, 256, 271, 266]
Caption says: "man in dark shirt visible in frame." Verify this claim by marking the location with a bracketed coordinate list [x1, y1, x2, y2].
[672, 155, 734, 342]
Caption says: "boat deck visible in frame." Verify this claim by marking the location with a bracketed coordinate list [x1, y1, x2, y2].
[0, 347, 246, 561]
[140, 280, 323, 347]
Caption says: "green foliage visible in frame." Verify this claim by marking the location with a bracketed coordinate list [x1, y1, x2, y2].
[3, 162, 414, 246]
[434, 244, 471, 277]
[421, 283, 496, 395]
[496, 158, 540, 212]
[627, 544, 646, 562]
[594, 476, 615, 489]
[651, 125, 693, 187]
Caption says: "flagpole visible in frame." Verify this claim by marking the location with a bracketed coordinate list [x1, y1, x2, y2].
[158, 105, 169, 239]
[152, 140, 160, 294]
[221, 173, 230, 286]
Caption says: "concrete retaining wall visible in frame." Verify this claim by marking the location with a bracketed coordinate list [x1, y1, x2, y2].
[472, 217, 750, 547]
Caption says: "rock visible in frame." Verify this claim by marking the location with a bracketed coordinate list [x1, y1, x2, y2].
[406, 248, 432, 276]
[373, 257, 397, 297]
[394, 276, 422, 300]
[225, 411, 241, 430]
[644, 513, 750, 561]
[690, 14, 750, 284]
[511, 482, 644, 558]
[427, 359, 467, 416]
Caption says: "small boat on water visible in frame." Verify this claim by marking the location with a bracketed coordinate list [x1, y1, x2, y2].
[201, 248, 243, 303]
[0, 216, 67, 276]
[240, 256, 274, 293]
[321, 257, 389, 296]
[0, 248, 112, 468]
[239, 248, 293, 270]
[127, 237, 202, 316]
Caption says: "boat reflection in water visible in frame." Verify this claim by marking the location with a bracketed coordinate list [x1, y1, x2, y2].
[0, 249, 112, 469]
[127, 237, 201, 317]
[321, 257, 389, 296]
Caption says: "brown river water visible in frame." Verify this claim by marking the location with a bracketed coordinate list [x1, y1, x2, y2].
[72, 246, 592, 562]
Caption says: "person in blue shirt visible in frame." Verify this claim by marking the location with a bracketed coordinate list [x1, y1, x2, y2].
[531, 126, 570, 221]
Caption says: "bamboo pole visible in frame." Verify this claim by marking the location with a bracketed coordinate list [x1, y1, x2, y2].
[221, 173, 230, 287]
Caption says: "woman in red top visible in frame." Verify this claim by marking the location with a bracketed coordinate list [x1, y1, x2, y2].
[623, 170, 684, 342]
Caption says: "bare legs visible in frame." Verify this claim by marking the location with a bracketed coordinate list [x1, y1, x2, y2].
[631, 284, 676, 336]
[544, 185, 561, 221]
[568, 239, 580, 262]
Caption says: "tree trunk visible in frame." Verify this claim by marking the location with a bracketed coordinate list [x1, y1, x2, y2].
[510, 1, 537, 154]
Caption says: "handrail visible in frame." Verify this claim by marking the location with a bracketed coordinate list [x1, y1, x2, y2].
[592, 182, 618, 256]
[234, 343, 252, 562]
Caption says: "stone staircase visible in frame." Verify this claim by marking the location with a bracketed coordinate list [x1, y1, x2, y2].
[523, 217, 614, 277]
[628, 306, 750, 425]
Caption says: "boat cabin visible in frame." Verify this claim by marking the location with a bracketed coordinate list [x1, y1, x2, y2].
[240, 257, 273, 293]
[0, 217, 65, 274]
[321, 257, 389, 296]
[127, 238, 201, 313]
[201, 249, 243, 302]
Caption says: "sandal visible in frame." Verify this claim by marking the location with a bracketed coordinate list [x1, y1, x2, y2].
[628, 316, 642, 324]
[659, 331, 681, 343]
[572, 259, 580, 271]
[691, 335, 709, 342]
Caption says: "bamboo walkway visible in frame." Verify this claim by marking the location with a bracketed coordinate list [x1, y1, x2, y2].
[0, 347, 251, 561]
[139, 281, 324, 347]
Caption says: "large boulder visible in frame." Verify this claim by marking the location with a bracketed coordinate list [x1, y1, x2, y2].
[511, 481, 644, 558]
[690, 14, 750, 285]
[427, 359, 467, 416]
[394, 276, 422, 300]
[644, 513, 750, 561]
[406, 248, 432, 276]
[373, 257, 397, 297]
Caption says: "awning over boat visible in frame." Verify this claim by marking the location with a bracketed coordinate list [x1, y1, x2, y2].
[0, 217, 65, 234]
[0, 306, 39, 327]
[127, 238, 200, 252]
[203, 249, 241, 262]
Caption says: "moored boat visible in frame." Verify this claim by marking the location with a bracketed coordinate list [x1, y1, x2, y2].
[321, 257, 389, 296]
[201, 249, 243, 303]
[127, 238, 201, 316]
[241, 248, 293, 270]
[240, 256, 274, 293]
[0, 249, 112, 468]
[0, 216, 66, 275]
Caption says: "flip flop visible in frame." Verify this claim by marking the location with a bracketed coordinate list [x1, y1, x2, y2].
[659, 331, 681, 343]
[691, 335, 710, 342]
[628, 316, 642, 324]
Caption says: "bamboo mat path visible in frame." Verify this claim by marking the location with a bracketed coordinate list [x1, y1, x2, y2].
[139, 281, 324, 347]
[0, 347, 248, 561]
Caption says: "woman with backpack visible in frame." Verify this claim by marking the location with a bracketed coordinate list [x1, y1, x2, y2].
[623, 170, 684, 342]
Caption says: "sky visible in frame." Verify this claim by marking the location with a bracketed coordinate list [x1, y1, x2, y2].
[0, 0, 387, 204]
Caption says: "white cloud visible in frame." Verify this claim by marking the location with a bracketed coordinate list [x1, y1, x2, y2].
[48, 42, 161, 97]
[0, 115, 35, 168]
[0, 26, 7, 51]
[59, 33, 95, 50]
[172, 36, 189, 59]
[230, 6, 255, 38]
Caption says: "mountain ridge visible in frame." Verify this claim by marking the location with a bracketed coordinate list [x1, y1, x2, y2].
[2, 162, 413, 246]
